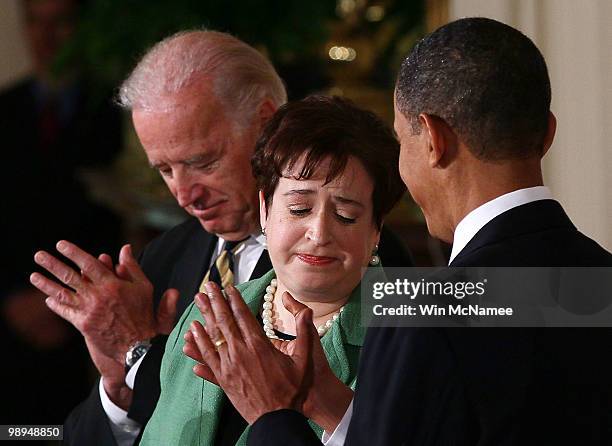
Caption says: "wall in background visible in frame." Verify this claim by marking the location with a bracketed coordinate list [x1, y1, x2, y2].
[0, 0, 31, 88]
[449, 0, 612, 251]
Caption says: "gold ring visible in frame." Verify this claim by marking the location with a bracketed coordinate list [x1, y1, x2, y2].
[213, 338, 227, 349]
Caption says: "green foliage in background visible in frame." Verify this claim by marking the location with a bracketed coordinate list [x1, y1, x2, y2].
[58, 0, 336, 90]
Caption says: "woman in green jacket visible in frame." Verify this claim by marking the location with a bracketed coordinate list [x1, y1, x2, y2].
[140, 95, 406, 445]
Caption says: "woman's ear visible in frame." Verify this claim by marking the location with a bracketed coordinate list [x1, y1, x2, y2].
[372, 225, 381, 253]
[259, 190, 268, 232]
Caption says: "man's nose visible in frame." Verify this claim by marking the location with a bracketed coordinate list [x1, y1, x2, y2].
[174, 173, 198, 208]
[176, 186, 194, 208]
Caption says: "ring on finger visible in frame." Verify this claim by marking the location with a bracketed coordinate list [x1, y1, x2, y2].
[213, 336, 227, 350]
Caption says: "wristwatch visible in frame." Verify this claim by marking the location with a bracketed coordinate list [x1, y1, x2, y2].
[125, 339, 152, 373]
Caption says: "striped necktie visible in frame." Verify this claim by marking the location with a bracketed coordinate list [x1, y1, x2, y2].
[200, 238, 248, 291]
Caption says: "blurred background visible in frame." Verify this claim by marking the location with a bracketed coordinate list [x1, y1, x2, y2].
[0, 0, 610, 434]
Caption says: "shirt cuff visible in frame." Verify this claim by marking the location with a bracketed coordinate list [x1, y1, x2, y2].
[321, 399, 353, 446]
[99, 378, 141, 444]
[125, 352, 146, 390]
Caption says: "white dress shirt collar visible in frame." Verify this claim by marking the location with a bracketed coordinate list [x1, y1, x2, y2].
[216, 232, 268, 284]
[449, 186, 554, 264]
[216, 232, 266, 253]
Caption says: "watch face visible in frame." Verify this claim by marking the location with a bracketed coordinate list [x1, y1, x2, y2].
[133, 345, 148, 357]
[126, 342, 152, 368]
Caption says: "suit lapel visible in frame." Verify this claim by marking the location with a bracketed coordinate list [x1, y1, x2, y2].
[173, 230, 218, 318]
[250, 249, 272, 280]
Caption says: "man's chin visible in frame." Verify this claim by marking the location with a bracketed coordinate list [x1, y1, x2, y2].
[197, 217, 251, 240]
[424, 218, 453, 244]
[197, 217, 225, 234]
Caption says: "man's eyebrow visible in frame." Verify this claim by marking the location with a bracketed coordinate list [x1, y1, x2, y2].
[149, 149, 222, 169]
[182, 152, 219, 165]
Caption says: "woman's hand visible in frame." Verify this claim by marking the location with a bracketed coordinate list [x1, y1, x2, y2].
[185, 282, 316, 424]
[183, 283, 353, 431]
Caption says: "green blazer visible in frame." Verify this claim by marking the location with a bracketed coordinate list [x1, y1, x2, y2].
[140, 269, 366, 445]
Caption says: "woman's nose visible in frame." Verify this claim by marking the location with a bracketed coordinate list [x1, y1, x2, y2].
[305, 213, 332, 246]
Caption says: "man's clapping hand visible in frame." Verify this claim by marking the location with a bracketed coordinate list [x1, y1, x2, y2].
[30, 240, 179, 409]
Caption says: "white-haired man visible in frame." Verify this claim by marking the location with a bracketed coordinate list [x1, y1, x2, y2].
[29, 30, 284, 445]
[29, 30, 412, 445]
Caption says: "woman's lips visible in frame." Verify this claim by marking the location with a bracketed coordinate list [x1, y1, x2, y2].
[296, 254, 337, 266]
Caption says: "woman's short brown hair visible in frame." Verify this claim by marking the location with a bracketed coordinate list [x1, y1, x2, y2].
[251, 95, 406, 229]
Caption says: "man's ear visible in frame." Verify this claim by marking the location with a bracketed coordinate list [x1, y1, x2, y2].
[419, 113, 457, 167]
[541, 111, 557, 157]
[257, 99, 277, 129]
[259, 190, 268, 232]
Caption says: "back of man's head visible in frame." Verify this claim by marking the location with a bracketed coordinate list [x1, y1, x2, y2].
[396, 17, 551, 161]
[118, 30, 287, 127]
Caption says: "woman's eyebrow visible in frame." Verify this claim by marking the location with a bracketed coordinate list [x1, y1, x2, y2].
[283, 189, 315, 197]
[333, 195, 365, 208]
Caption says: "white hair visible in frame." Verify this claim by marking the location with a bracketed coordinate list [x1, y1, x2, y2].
[118, 30, 287, 126]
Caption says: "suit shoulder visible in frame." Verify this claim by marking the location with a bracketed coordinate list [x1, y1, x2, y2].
[458, 227, 612, 266]
[573, 230, 612, 265]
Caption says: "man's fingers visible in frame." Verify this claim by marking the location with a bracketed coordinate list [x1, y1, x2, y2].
[98, 253, 114, 271]
[157, 289, 180, 335]
[29, 272, 78, 303]
[118, 244, 147, 282]
[34, 250, 84, 290]
[225, 284, 262, 340]
[114, 263, 131, 280]
[55, 240, 109, 283]
[282, 291, 309, 317]
[189, 321, 220, 373]
[193, 364, 219, 385]
[203, 282, 243, 344]
[45, 296, 79, 325]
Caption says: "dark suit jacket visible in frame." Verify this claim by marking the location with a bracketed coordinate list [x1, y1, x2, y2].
[63, 218, 413, 445]
[249, 200, 612, 445]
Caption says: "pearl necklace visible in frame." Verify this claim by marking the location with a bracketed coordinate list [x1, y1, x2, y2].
[262, 278, 345, 340]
